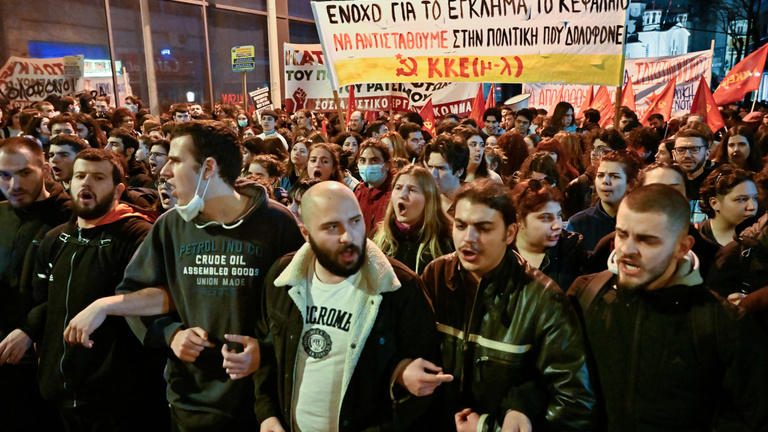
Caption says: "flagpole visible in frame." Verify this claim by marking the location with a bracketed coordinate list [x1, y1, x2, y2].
[333, 89, 346, 127]
[751, 92, 758, 112]
[613, 85, 623, 129]
[614, 18, 628, 130]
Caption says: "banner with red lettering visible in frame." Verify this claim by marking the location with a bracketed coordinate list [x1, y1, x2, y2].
[311, 0, 628, 88]
[523, 50, 713, 119]
[284, 42, 480, 117]
[0, 56, 84, 107]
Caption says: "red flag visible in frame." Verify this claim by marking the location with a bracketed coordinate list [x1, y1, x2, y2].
[577, 85, 594, 119]
[691, 76, 726, 132]
[622, 80, 637, 112]
[640, 77, 677, 126]
[714, 43, 768, 105]
[485, 84, 496, 110]
[364, 110, 378, 124]
[345, 85, 356, 127]
[592, 86, 614, 128]
[470, 85, 485, 128]
[419, 99, 436, 136]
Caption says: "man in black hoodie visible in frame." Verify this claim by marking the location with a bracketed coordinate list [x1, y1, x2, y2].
[0, 137, 71, 431]
[569, 184, 768, 431]
[65, 121, 304, 431]
[21, 148, 166, 430]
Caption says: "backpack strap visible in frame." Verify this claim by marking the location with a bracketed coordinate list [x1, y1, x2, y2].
[570, 270, 615, 312]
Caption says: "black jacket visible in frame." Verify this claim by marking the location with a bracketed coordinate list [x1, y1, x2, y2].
[24, 210, 163, 406]
[389, 222, 454, 275]
[570, 260, 768, 431]
[421, 249, 595, 431]
[512, 229, 587, 292]
[254, 241, 440, 431]
[0, 183, 71, 344]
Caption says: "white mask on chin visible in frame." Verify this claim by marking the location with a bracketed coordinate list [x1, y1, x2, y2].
[175, 166, 211, 222]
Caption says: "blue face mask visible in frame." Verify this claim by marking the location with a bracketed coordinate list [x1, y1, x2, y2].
[237, 120, 248, 128]
[359, 164, 386, 185]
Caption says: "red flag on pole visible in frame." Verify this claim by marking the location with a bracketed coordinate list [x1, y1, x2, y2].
[691, 76, 726, 132]
[485, 84, 496, 110]
[622, 80, 637, 112]
[578, 85, 594, 119]
[713, 43, 768, 105]
[419, 99, 436, 136]
[345, 85, 356, 127]
[640, 77, 677, 126]
[592, 86, 614, 128]
[470, 85, 485, 128]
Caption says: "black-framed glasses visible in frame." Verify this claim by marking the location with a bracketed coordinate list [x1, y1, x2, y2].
[673, 145, 706, 156]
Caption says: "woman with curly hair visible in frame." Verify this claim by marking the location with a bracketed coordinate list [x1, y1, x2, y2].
[510, 179, 587, 290]
[373, 165, 453, 273]
[698, 165, 759, 247]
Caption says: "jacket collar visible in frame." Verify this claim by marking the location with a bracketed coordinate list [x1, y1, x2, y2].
[274, 239, 401, 295]
[607, 249, 703, 287]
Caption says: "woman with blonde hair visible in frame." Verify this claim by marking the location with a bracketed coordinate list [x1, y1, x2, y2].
[374, 165, 453, 273]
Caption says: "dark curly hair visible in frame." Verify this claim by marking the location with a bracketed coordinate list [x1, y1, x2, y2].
[699, 165, 756, 218]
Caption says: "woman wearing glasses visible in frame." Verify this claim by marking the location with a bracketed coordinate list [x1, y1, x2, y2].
[698, 165, 759, 247]
[511, 179, 586, 291]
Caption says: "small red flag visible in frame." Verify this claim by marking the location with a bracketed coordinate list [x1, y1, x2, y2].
[470, 84, 485, 128]
[485, 84, 496, 110]
[592, 86, 614, 128]
[714, 43, 768, 105]
[622, 80, 637, 112]
[640, 77, 677, 126]
[419, 99, 436, 136]
[691, 76, 726, 132]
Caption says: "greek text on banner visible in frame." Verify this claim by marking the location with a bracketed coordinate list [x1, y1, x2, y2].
[311, 0, 629, 88]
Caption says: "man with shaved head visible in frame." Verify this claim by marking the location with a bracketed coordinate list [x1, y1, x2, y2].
[255, 181, 443, 431]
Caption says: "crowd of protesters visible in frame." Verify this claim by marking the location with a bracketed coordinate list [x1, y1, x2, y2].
[0, 91, 767, 432]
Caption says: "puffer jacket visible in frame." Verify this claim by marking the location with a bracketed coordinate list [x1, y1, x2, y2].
[421, 248, 595, 431]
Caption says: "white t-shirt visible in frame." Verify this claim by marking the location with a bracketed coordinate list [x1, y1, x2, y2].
[293, 271, 360, 431]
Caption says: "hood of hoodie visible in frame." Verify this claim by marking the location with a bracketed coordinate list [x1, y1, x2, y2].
[86, 203, 154, 227]
[15, 181, 72, 223]
[607, 249, 703, 288]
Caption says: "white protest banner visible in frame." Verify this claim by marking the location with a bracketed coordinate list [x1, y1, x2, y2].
[284, 42, 480, 116]
[311, 0, 628, 88]
[523, 50, 713, 118]
[0, 56, 84, 107]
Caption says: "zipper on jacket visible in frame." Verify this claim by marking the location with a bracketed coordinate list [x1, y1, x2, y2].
[625, 298, 644, 424]
[59, 249, 78, 406]
[460, 278, 482, 394]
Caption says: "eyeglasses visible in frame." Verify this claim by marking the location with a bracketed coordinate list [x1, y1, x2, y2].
[148, 152, 167, 158]
[673, 146, 706, 156]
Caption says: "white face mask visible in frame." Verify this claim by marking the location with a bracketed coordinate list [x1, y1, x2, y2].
[175, 166, 211, 222]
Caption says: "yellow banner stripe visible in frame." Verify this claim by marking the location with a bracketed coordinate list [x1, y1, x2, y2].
[333, 54, 624, 87]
